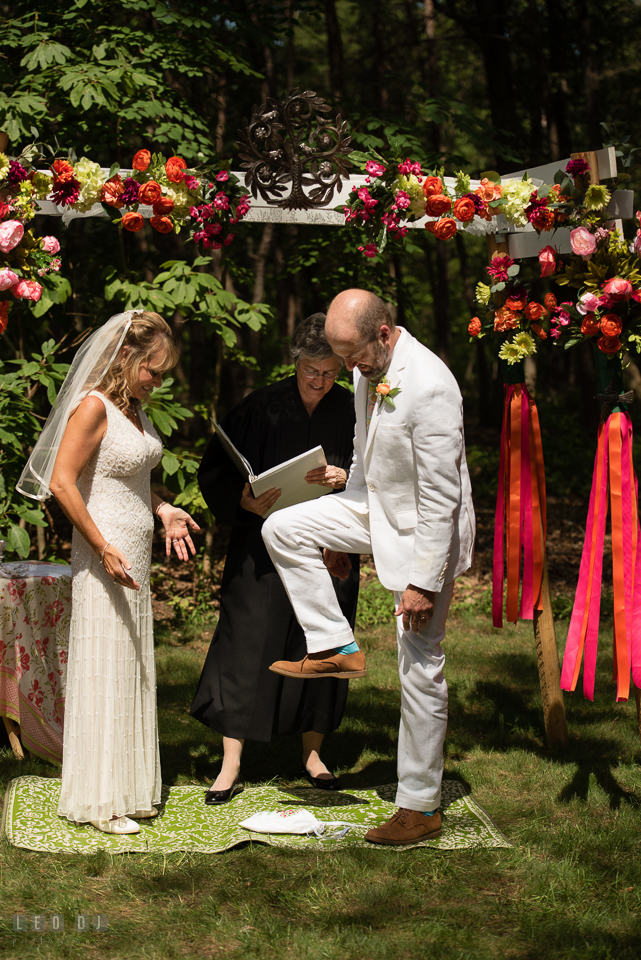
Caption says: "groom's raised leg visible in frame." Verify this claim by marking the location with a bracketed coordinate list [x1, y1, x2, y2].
[262, 496, 371, 677]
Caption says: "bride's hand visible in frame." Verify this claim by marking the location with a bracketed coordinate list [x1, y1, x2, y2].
[102, 544, 140, 591]
[157, 504, 201, 560]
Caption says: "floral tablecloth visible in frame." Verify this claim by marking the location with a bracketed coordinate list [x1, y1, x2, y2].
[0, 562, 71, 763]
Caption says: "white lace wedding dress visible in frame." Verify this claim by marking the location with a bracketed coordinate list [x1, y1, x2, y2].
[58, 391, 163, 823]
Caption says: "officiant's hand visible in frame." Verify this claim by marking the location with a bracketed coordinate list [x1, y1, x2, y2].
[323, 549, 351, 580]
[240, 482, 281, 517]
[305, 465, 347, 489]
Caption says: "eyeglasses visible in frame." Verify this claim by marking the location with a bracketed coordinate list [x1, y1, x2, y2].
[299, 367, 339, 382]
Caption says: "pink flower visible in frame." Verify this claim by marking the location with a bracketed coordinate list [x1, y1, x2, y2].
[538, 245, 557, 277]
[0, 220, 24, 253]
[603, 278, 633, 301]
[577, 291, 600, 315]
[184, 176, 199, 190]
[212, 192, 230, 211]
[397, 159, 422, 176]
[358, 243, 378, 258]
[41, 236, 60, 254]
[597, 294, 615, 310]
[634, 232, 641, 258]
[394, 190, 411, 210]
[0, 267, 19, 290]
[12, 279, 43, 301]
[366, 161, 386, 177]
[487, 254, 515, 282]
[550, 326, 561, 339]
[216, 171, 229, 182]
[570, 226, 597, 259]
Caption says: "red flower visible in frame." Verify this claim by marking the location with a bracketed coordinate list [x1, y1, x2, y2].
[600, 313, 623, 338]
[506, 294, 527, 311]
[150, 216, 173, 234]
[524, 302, 547, 321]
[132, 150, 151, 172]
[452, 197, 476, 223]
[487, 254, 515, 282]
[51, 159, 75, 183]
[122, 212, 144, 232]
[538, 246, 557, 277]
[544, 293, 557, 312]
[0, 300, 8, 335]
[468, 317, 482, 336]
[531, 323, 547, 340]
[581, 314, 601, 336]
[425, 194, 452, 217]
[165, 156, 187, 183]
[153, 197, 174, 216]
[597, 335, 621, 354]
[422, 176, 443, 198]
[138, 180, 162, 204]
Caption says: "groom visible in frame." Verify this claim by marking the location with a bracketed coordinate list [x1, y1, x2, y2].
[262, 288, 475, 844]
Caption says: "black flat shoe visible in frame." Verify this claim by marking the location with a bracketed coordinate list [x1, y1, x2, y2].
[204, 777, 244, 805]
[300, 763, 342, 791]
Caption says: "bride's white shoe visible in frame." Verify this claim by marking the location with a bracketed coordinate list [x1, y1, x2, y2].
[89, 816, 141, 835]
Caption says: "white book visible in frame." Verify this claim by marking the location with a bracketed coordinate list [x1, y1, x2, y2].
[212, 420, 330, 518]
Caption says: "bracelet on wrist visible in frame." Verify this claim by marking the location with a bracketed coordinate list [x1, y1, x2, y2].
[154, 501, 168, 517]
[100, 542, 110, 565]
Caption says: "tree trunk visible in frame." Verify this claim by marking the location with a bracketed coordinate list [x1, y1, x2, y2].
[325, 0, 345, 103]
[245, 224, 274, 394]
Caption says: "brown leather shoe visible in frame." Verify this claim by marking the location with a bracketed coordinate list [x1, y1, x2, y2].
[365, 807, 442, 845]
[269, 649, 367, 679]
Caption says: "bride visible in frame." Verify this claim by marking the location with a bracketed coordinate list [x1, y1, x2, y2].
[19, 310, 199, 835]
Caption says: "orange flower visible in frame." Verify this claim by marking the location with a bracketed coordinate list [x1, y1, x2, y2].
[376, 383, 391, 396]
[122, 212, 144, 232]
[581, 313, 601, 336]
[544, 293, 557, 312]
[432, 217, 457, 241]
[597, 335, 621, 355]
[452, 197, 476, 223]
[422, 176, 443, 198]
[153, 197, 174, 216]
[51, 159, 75, 183]
[506, 295, 527, 311]
[150, 215, 173, 234]
[425, 194, 452, 217]
[165, 156, 187, 183]
[101, 175, 124, 208]
[524, 302, 547, 321]
[494, 306, 520, 332]
[600, 313, 623, 338]
[531, 323, 547, 340]
[132, 150, 151, 172]
[475, 177, 502, 202]
[468, 317, 482, 336]
[139, 180, 162, 204]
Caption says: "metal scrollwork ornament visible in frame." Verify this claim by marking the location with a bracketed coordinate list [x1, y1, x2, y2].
[237, 88, 352, 210]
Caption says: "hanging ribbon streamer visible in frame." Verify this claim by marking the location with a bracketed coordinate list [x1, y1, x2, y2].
[560, 353, 641, 701]
[493, 364, 547, 627]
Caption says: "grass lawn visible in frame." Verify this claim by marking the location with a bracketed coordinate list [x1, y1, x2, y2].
[1, 607, 641, 960]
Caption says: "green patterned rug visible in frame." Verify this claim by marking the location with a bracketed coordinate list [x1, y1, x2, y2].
[2, 776, 510, 854]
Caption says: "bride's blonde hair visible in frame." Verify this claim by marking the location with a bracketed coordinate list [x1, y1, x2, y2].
[101, 311, 179, 411]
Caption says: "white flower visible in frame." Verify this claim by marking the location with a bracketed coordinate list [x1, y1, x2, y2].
[74, 158, 105, 212]
[501, 177, 535, 227]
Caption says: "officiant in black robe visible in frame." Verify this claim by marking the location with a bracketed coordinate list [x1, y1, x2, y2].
[191, 314, 359, 800]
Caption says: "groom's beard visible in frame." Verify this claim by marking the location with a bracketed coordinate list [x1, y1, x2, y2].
[358, 341, 390, 381]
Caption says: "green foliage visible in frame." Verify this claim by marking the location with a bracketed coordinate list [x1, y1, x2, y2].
[356, 577, 395, 629]
[104, 257, 270, 346]
[0, 340, 68, 556]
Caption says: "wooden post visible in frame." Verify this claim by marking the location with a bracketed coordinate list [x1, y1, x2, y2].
[533, 560, 569, 746]
[2, 716, 24, 760]
[569, 150, 600, 186]
[486, 233, 569, 748]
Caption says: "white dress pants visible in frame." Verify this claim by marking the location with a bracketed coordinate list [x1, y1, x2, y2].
[262, 496, 453, 811]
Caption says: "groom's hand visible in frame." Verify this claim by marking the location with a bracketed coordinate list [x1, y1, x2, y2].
[323, 549, 351, 580]
[395, 584, 435, 632]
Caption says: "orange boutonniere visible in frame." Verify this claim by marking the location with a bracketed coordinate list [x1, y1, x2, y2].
[376, 377, 401, 409]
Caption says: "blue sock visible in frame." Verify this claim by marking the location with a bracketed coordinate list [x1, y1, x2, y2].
[334, 641, 360, 655]
[422, 810, 438, 817]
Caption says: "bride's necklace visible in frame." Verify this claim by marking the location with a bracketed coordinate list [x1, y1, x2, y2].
[125, 398, 144, 433]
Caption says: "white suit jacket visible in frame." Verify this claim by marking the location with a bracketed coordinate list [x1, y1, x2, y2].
[336, 327, 475, 593]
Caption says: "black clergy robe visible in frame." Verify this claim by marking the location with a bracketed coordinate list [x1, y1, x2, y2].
[190, 376, 359, 742]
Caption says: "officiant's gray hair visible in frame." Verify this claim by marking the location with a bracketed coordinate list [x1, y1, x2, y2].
[290, 313, 340, 364]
